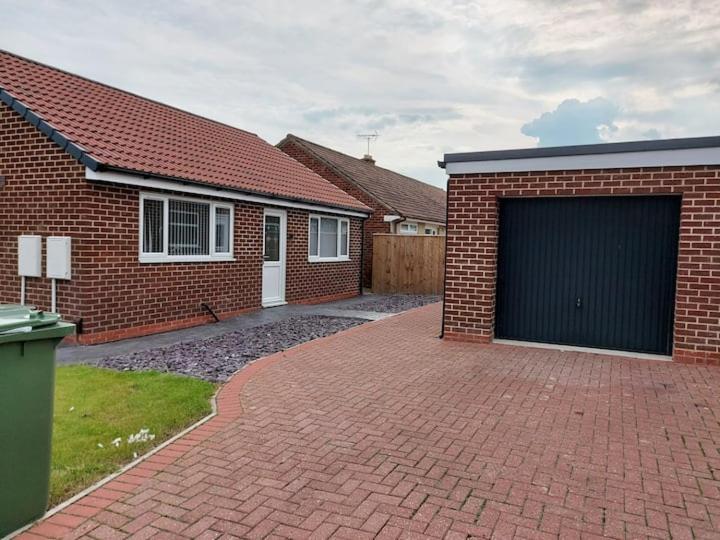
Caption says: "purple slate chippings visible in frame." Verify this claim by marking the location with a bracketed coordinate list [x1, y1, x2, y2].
[345, 294, 441, 313]
[97, 316, 362, 382]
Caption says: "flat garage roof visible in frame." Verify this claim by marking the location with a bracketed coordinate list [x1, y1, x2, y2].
[440, 135, 720, 174]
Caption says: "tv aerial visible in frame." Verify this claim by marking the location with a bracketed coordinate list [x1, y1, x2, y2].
[357, 131, 379, 157]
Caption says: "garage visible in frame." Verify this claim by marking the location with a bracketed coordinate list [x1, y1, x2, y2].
[495, 196, 680, 355]
[439, 136, 720, 364]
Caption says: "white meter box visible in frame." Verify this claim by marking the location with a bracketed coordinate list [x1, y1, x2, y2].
[18, 235, 42, 277]
[47, 236, 72, 279]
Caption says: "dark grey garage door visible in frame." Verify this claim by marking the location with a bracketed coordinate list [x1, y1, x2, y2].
[495, 196, 680, 355]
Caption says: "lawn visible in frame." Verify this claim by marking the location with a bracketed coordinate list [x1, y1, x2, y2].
[51, 365, 216, 506]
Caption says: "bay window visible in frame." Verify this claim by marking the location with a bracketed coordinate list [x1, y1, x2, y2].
[308, 215, 350, 262]
[140, 193, 233, 262]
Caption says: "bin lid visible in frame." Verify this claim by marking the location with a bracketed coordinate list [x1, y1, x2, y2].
[0, 305, 74, 344]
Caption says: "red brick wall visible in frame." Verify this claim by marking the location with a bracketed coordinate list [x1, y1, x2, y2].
[0, 102, 86, 322]
[444, 166, 720, 365]
[78, 186, 265, 342]
[285, 209, 362, 303]
[1, 103, 361, 343]
[279, 139, 388, 287]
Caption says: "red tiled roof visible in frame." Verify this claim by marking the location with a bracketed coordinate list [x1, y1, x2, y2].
[279, 135, 446, 224]
[0, 51, 370, 213]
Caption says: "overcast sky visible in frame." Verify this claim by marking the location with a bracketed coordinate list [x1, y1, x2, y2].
[1, 1, 719, 187]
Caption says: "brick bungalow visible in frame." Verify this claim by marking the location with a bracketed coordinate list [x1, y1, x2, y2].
[278, 135, 446, 287]
[440, 137, 720, 364]
[0, 51, 371, 344]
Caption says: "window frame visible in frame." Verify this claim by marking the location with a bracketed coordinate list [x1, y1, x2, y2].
[139, 192, 234, 263]
[308, 214, 350, 263]
[399, 222, 418, 234]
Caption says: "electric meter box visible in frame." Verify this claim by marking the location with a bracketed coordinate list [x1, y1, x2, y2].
[18, 236, 42, 277]
[46, 237, 72, 280]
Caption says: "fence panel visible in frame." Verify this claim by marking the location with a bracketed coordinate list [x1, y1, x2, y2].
[372, 234, 445, 294]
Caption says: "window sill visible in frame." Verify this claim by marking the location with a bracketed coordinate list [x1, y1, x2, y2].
[308, 256, 350, 263]
[139, 255, 236, 264]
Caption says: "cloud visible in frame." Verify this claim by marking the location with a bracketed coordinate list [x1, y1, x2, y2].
[303, 107, 461, 131]
[642, 128, 662, 139]
[521, 98, 620, 146]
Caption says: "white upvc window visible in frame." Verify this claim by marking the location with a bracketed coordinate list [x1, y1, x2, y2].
[139, 193, 234, 263]
[308, 215, 350, 262]
[399, 222, 418, 234]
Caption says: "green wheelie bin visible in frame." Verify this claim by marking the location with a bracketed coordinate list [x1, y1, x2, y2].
[0, 305, 75, 537]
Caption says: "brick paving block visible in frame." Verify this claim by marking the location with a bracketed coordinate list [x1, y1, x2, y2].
[20, 305, 720, 539]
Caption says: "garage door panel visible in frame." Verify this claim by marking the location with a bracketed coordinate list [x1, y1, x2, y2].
[495, 196, 680, 355]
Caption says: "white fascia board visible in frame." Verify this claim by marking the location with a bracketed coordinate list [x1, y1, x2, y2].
[85, 168, 370, 218]
[445, 146, 720, 175]
[416, 219, 446, 227]
[383, 214, 445, 227]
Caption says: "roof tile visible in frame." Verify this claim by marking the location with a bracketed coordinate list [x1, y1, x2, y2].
[0, 51, 370, 212]
[280, 135, 446, 223]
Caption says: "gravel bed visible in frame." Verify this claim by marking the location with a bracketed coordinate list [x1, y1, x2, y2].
[345, 294, 441, 313]
[97, 315, 363, 382]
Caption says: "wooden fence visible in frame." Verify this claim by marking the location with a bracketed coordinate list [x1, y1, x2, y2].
[372, 234, 445, 294]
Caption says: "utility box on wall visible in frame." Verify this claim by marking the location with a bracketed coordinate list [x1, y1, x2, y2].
[46, 237, 72, 280]
[18, 236, 42, 277]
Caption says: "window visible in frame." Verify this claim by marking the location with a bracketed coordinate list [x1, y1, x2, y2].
[140, 193, 233, 262]
[215, 207, 231, 254]
[142, 199, 164, 253]
[399, 222, 418, 234]
[169, 200, 210, 256]
[264, 215, 281, 262]
[308, 215, 350, 261]
[424, 227, 437, 235]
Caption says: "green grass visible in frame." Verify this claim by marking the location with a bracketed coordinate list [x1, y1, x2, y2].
[51, 365, 216, 506]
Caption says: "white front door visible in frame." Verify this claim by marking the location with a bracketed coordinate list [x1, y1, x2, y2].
[262, 208, 286, 307]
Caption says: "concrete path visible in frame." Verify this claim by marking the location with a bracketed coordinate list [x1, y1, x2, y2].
[56, 295, 392, 365]
[21, 304, 720, 539]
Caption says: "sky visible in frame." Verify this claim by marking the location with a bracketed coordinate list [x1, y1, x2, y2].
[1, 1, 719, 188]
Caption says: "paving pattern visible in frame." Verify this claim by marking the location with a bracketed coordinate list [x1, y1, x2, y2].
[20, 304, 720, 539]
[343, 295, 442, 314]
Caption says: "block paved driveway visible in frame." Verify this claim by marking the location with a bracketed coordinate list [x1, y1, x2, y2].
[22, 304, 720, 539]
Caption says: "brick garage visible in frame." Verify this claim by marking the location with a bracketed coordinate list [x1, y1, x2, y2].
[0, 52, 370, 344]
[441, 137, 720, 364]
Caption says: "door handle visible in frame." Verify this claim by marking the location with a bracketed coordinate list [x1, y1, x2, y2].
[576, 297, 582, 308]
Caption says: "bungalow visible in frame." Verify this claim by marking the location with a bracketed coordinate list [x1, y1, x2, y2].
[278, 135, 446, 287]
[0, 51, 371, 344]
[439, 136, 720, 364]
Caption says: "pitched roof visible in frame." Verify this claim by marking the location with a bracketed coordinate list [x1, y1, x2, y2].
[279, 135, 446, 224]
[0, 51, 370, 213]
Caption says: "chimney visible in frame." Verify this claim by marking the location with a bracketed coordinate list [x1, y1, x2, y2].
[362, 154, 375, 165]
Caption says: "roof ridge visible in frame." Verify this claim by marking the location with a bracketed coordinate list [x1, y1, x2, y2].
[0, 48, 260, 139]
[286, 133, 445, 195]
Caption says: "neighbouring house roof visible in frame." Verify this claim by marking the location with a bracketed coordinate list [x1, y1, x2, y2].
[279, 135, 447, 224]
[0, 50, 370, 213]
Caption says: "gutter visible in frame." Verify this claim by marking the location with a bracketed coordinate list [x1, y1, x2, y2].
[359, 218, 366, 294]
[87, 168, 370, 219]
[391, 216, 406, 234]
[439, 176, 450, 338]
[98, 165, 372, 217]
